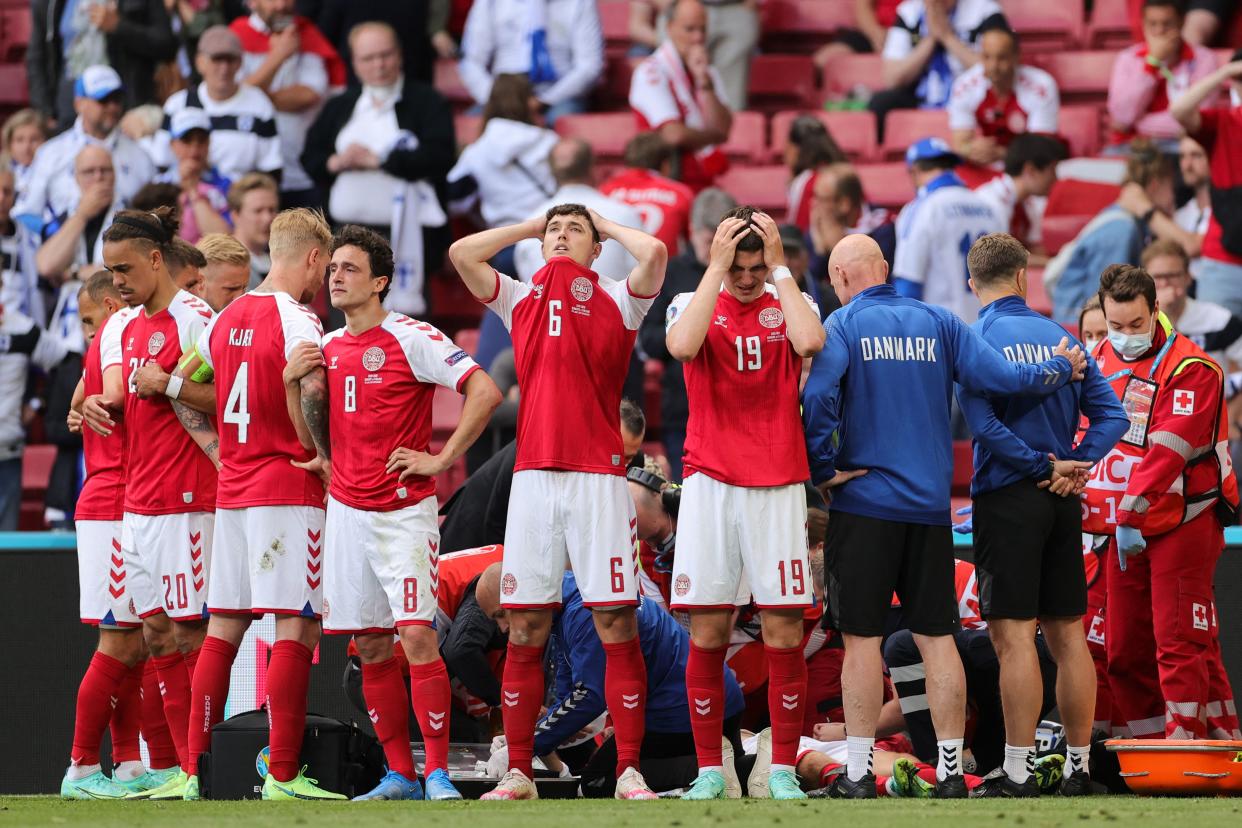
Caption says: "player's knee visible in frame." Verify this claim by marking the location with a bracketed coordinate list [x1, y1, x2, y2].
[398, 625, 439, 664]
[591, 606, 637, 642]
[172, 620, 206, 654]
[143, 618, 177, 657]
[759, 609, 805, 649]
[508, 610, 552, 646]
[98, 627, 144, 666]
[353, 632, 395, 664]
[689, 613, 731, 650]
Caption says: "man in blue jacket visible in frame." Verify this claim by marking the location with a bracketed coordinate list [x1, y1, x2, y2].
[802, 234, 1087, 799]
[957, 233, 1128, 798]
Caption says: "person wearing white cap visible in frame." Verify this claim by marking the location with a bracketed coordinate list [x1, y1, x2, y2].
[154, 109, 231, 244]
[892, 136, 1004, 322]
[153, 26, 282, 186]
[13, 66, 155, 248]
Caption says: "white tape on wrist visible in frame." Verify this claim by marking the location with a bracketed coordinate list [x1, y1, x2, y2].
[165, 374, 184, 401]
[771, 265, 793, 283]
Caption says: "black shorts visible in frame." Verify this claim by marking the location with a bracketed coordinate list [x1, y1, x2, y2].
[973, 479, 1087, 620]
[825, 510, 959, 637]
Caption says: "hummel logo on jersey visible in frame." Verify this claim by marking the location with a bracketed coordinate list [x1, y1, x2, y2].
[860, 336, 937, 362]
[158, 680, 167, 697]
[368, 707, 379, 724]
[693, 697, 711, 716]
[781, 693, 800, 710]
[110, 695, 119, 709]
[503, 691, 520, 707]
[714, 315, 728, 328]
[622, 693, 640, 709]
[428, 711, 446, 731]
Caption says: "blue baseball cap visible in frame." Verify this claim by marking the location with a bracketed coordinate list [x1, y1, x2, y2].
[905, 136, 961, 168]
[170, 108, 212, 139]
[74, 65, 123, 101]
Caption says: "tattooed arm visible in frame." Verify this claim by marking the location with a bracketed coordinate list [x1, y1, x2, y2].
[299, 365, 331, 460]
[172, 353, 221, 469]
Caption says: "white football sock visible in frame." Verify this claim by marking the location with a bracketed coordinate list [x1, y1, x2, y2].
[1002, 744, 1034, 784]
[846, 736, 875, 782]
[937, 738, 964, 781]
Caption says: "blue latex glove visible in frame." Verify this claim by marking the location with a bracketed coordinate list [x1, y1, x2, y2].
[1115, 525, 1147, 572]
[952, 505, 973, 535]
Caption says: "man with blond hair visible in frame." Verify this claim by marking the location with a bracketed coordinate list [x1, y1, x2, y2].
[228, 173, 279, 287]
[197, 233, 252, 313]
[171, 207, 341, 800]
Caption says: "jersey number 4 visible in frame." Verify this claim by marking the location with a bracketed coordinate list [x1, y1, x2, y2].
[223, 361, 251, 443]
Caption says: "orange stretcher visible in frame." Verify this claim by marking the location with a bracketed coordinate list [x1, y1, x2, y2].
[1106, 739, 1242, 795]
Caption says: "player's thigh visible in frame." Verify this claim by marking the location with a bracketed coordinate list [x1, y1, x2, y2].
[974, 480, 1050, 620]
[671, 474, 746, 610]
[207, 507, 251, 612]
[1037, 493, 1089, 620]
[825, 511, 902, 637]
[367, 497, 441, 629]
[246, 505, 326, 615]
[323, 497, 393, 634]
[738, 483, 812, 609]
[564, 472, 640, 608]
[501, 470, 569, 609]
[78, 519, 140, 628]
[896, 523, 960, 637]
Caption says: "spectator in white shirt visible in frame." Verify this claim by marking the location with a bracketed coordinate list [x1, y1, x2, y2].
[154, 26, 283, 186]
[1147, 238, 1242, 369]
[232, 0, 347, 209]
[228, 172, 279, 288]
[35, 145, 122, 284]
[13, 66, 154, 241]
[947, 25, 1059, 167]
[1175, 135, 1212, 239]
[459, 0, 604, 126]
[973, 132, 1065, 261]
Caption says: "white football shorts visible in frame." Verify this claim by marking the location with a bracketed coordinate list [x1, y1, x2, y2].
[121, 511, 214, 622]
[77, 519, 141, 628]
[208, 505, 326, 617]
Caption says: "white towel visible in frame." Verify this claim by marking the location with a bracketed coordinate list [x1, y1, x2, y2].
[387, 131, 447, 317]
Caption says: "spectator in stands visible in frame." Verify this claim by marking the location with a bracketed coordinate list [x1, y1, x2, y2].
[165, 0, 242, 77]
[458, 0, 604, 125]
[1182, 0, 1238, 45]
[232, 0, 346, 209]
[154, 109, 231, 244]
[698, 0, 759, 111]
[3, 110, 48, 194]
[14, 66, 154, 241]
[779, 222, 815, 295]
[34, 145, 121, 283]
[1175, 135, 1212, 246]
[1046, 140, 1176, 322]
[228, 172, 279, 287]
[638, 186, 736, 480]
[630, 0, 733, 192]
[973, 133, 1065, 261]
[118, 103, 163, 160]
[812, 0, 902, 68]
[1171, 54, 1242, 316]
[514, 139, 643, 283]
[0, 168, 32, 320]
[1108, 0, 1219, 152]
[784, 116, 847, 236]
[628, 0, 672, 57]
[303, 21, 455, 317]
[155, 26, 282, 185]
[1146, 238, 1242, 368]
[129, 181, 180, 214]
[601, 132, 695, 256]
[807, 163, 896, 297]
[870, 0, 1007, 143]
[947, 26, 1059, 168]
[27, 0, 177, 130]
[305, 0, 435, 85]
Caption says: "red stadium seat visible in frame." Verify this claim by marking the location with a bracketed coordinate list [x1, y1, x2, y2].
[1040, 178, 1121, 255]
[1, 8, 30, 62]
[599, 1, 631, 57]
[760, 0, 856, 55]
[0, 62, 26, 106]
[21, 444, 55, 498]
[555, 112, 638, 163]
[1034, 51, 1116, 105]
[714, 165, 790, 218]
[1025, 266, 1053, 317]
[881, 109, 952, 160]
[1004, 0, 1085, 53]
[454, 328, 480, 358]
[721, 110, 769, 162]
[856, 162, 915, 210]
[821, 53, 886, 99]
[595, 55, 639, 111]
[1087, 0, 1136, 49]
[454, 113, 482, 147]
[748, 55, 817, 112]
[1057, 104, 1102, 158]
[434, 58, 473, 106]
[770, 110, 878, 162]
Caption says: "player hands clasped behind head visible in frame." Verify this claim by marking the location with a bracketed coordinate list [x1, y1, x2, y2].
[286, 225, 500, 801]
[664, 206, 824, 801]
[450, 202, 667, 800]
[78, 208, 218, 800]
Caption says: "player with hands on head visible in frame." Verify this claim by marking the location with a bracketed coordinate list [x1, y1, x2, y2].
[664, 206, 823, 801]
[450, 201, 667, 801]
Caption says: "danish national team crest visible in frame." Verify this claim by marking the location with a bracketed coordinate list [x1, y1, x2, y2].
[147, 332, 166, 355]
[570, 276, 594, 302]
[361, 346, 386, 372]
[501, 572, 518, 596]
[674, 574, 691, 596]
[758, 307, 784, 329]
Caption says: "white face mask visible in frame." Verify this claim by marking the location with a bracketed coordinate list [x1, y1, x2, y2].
[1108, 316, 1156, 360]
[1083, 337, 1100, 355]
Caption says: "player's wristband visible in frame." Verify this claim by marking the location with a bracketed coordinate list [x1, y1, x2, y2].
[771, 265, 793, 283]
[165, 374, 184, 401]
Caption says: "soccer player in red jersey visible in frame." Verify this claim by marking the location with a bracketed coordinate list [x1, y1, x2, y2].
[169, 208, 342, 801]
[600, 133, 694, 255]
[450, 203, 667, 801]
[664, 207, 825, 800]
[82, 208, 218, 800]
[284, 225, 500, 800]
[61, 272, 180, 799]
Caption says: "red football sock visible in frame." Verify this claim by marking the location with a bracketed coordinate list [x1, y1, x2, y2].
[140, 659, 178, 769]
[818, 762, 843, 788]
[765, 644, 808, 767]
[361, 657, 416, 779]
[110, 659, 143, 763]
[187, 636, 237, 777]
[602, 637, 647, 776]
[71, 651, 130, 766]
[183, 646, 200, 677]
[685, 643, 726, 768]
[151, 652, 193, 771]
[266, 640, 313, 783]
[912, 762, 982, 790]
[500, 642, 545, 778]
[410, 658, 452, 774]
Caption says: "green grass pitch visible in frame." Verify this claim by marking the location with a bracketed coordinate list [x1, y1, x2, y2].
[3, 797, 1242, 828]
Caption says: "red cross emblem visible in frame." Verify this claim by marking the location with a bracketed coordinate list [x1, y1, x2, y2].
[1173, 390, 1195, 415]
[1193, 602, 1209, 631]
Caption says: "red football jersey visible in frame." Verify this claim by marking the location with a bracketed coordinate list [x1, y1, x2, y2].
[600, 168, 693, 254]
[197, 291, 325, 508]
[436, 545, 504, 619]
[669, 285, 814, 487]
[955, 559, 986, 630]
[486, 258, 654, 476]
[76, 307, 136, 521]
[323, 313, 480, 511]
[121, 290, 217, 515]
